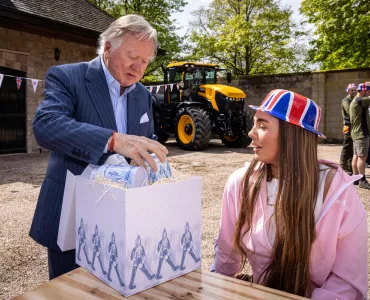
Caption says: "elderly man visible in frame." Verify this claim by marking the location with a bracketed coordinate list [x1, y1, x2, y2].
[349, 82, 370, 189]
[340, 83, 357, 174]
[30, 14, 168, 279]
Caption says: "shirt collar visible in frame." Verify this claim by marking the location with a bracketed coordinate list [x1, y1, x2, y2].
[100, 55, 136, 95]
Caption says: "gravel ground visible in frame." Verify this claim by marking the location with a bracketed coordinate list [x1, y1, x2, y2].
[0, 141, 369, 299]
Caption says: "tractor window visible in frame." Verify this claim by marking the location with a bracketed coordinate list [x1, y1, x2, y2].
[184, 70, 199, 87]
[184, 73, 193, 81]
[187, 68, 216, 85]
[183, 68, 202, 86]
[174, 70, 182, 82]
[204, 68, 216, 84]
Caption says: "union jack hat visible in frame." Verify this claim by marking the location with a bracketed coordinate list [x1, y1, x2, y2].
[357, 83, 370, 91]
[346, 83, 357, 92]
[249, 89, 326, 138]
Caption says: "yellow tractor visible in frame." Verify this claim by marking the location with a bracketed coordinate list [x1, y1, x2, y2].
[152, 61, 252, 150]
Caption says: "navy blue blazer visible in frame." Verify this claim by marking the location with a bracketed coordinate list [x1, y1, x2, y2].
[30, 56, 155, 250]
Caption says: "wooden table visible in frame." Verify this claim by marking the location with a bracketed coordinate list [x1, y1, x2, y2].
[13, 268, 308, 300]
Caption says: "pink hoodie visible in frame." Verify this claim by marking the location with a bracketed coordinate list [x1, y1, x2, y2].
[212, 160, 368, 299]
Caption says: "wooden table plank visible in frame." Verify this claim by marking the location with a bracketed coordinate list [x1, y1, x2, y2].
[12, 268, 308, 300]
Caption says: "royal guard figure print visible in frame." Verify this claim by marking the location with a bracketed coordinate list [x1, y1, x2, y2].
[107, 233, 124, 286]
[129, 235, 155, 289]
[77, 218, 91, 264]
[91, 225, 107, 274]
[180, 222, 200, 270]
[155, 229, 179, 279]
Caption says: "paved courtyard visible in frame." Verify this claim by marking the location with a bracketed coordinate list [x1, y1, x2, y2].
[0, 141, 369, 299]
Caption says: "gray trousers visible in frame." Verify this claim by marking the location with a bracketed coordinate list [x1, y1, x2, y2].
[340, 134, 353, 173]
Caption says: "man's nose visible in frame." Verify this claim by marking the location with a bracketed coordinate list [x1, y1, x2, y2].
[131, 62, 141, 72]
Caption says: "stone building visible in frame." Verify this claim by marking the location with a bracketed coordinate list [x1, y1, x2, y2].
[0, 0, 114, 154]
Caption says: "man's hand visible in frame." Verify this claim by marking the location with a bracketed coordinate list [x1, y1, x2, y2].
[113, 133, 168, 172]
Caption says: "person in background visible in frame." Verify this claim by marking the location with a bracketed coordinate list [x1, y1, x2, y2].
[340, 83, 357, 174]
[211, 89, 368, 299]
[349, 82, 370, 189]
[30, 14, 168, 280]
[366, 82, 370, 168]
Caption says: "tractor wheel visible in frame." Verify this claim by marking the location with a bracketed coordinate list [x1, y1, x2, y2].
[175, 107, 211, 150]
[220, 121, 253, 148]
[153, 107, 168, 144]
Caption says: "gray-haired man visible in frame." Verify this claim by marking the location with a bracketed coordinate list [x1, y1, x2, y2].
[30, 14, 168, 279]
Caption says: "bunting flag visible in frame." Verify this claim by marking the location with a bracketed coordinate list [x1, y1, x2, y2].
[32, 79, 39, 93]
[16, 77, 22, 90]
[143, 82, 185, 94]
[0, 73, 44, 92]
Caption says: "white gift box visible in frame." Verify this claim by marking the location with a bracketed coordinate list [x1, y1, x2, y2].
[63, 166, 201, 297]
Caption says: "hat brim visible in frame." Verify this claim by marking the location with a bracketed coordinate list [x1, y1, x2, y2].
[249, 105, 326, 139]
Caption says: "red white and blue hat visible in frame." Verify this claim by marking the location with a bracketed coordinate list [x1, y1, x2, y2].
[249, 89, 326, 138]
[346, 83, 357, 92]
[357, 83, 370, 91]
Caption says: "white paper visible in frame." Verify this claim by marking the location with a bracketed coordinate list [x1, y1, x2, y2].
[57, 170, 77, 251]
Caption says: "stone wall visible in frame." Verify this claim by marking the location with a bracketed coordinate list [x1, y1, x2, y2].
[0, 27, 97, 153]
[234, 68, 370, 142]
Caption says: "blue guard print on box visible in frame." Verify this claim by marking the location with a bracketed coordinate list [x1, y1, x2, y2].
[104, 166, 134, 187]
[144, 154, 172, 184]
[180, 222, 200, 270]
[91, 225, 107, 274]
[129, 235, 155, 289]
[77, 218, 91, 265]
[107, 233, 125, 286]
[155, 229, 179, 279]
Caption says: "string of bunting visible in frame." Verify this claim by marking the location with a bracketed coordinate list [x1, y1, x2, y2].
[0, 73, 180, 94]
[0, 73, 44, 93]
[145, 83, 181, 94]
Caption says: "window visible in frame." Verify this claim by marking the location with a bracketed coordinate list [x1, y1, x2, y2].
[204, 68, 216, 84]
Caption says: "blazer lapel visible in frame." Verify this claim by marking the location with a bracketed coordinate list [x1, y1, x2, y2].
[85, 56, 117, 131]
[126, 90, 141, 135]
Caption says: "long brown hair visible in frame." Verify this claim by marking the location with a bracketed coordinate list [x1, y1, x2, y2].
[233, 119, 319, 297]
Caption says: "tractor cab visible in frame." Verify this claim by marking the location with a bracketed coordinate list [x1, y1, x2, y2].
[166, 62, 220, 102]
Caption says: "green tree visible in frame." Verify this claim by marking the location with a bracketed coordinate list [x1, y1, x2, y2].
[89, 0, 187, 80]
[188, 0, 307, 76]
[301, 0, 370, 70]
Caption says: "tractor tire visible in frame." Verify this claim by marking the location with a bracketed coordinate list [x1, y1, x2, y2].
[153, 107, 168, 144]
[175, 107, 212, 150]
[220, 121, 253, 148]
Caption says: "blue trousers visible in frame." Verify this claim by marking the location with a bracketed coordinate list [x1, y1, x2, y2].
[47, 248, 79, 280]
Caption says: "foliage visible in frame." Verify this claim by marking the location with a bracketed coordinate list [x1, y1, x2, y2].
[301, 0, 370, 70]
[187, 0, 308, 76]
[89, 0, 188, 80]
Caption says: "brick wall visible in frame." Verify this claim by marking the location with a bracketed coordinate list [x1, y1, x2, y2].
[0, 27, 97, 153]
[234, 69, 370, 142]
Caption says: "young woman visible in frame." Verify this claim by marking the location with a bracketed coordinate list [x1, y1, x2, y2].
[211, 90, 368, 299]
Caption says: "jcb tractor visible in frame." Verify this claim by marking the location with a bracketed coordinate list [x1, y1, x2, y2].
[152, 62, 252, 150]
